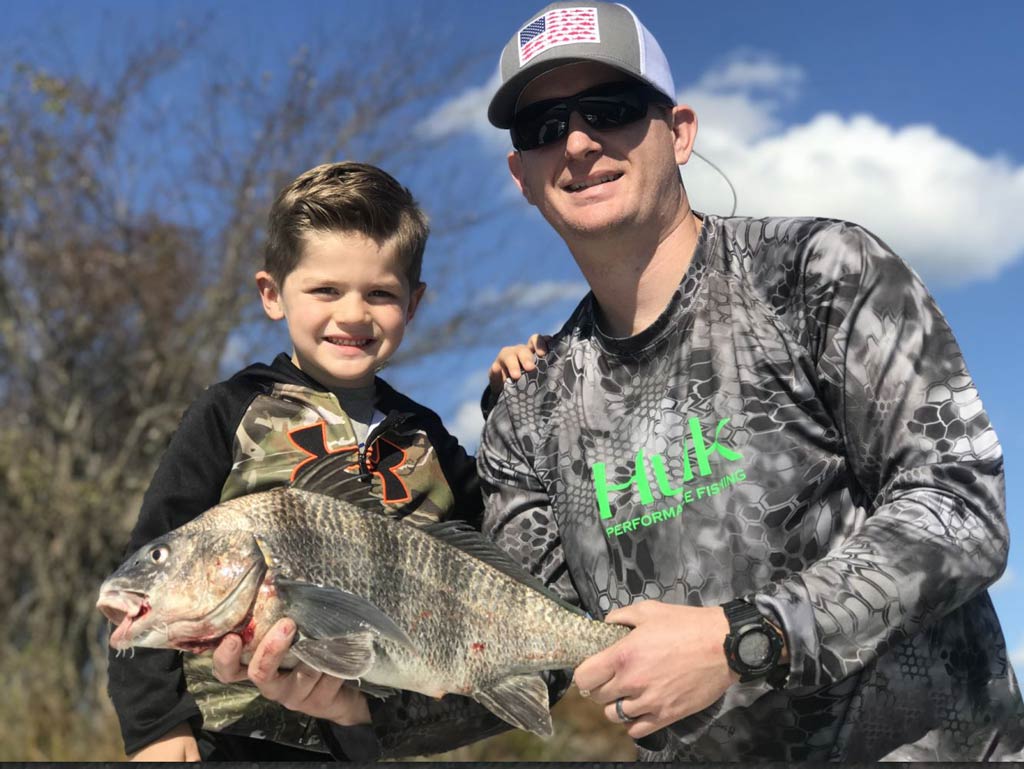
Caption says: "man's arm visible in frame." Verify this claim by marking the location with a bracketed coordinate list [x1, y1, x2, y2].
[754, 221, 1007, 688]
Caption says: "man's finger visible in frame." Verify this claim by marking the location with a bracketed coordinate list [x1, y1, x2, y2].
[604, 602, 647, 627]
[572, 644, 619, 693]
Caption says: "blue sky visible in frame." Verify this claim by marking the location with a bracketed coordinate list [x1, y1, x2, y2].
[7, 1, 1022, 668]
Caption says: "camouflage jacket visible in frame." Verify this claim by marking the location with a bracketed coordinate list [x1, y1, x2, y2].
[478, 215, 1024, 761]
[108, 353, 483, 757]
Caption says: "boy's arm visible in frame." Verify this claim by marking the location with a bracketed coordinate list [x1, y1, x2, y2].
[127, 724, 200, 762]
[107, 383, 243, 756]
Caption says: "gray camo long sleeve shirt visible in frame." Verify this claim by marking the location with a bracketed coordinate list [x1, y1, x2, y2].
[477, 214, 1024, 761]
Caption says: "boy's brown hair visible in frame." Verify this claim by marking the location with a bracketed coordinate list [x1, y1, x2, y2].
[264, 161, 429, 287]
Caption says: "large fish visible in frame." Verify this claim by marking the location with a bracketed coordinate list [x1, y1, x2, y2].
[96, 456, 628, 737]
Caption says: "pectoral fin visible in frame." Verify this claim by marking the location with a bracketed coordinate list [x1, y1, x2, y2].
[292, 633, 375, 680]
[473, 673, 553, 738]
[276, 578, 413, 648]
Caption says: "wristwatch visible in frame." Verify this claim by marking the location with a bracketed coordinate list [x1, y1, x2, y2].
[722, 599, 786, 686]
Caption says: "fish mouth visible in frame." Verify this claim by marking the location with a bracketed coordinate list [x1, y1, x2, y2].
[97, 589, 151, 648]
[98, 560, 266, 652]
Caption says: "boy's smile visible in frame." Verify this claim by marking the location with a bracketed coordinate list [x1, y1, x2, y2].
[256, 229, 424, 390]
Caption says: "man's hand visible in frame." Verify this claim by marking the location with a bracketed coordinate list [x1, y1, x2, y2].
[488, 333, 550, 392]
[128, 722, 200, 761]
[211, 618, 371, 726]
[571, 601, 739, 739]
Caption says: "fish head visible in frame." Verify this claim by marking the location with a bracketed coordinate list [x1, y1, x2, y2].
[97, 527, 268, 654]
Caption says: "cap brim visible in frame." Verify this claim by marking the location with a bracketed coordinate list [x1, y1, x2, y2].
[487, 55, 673, 129]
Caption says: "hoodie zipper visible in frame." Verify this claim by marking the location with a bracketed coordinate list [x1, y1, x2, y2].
[357, 410, 411, 480]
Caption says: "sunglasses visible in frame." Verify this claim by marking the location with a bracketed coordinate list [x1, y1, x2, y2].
[510, 81, 673, 151]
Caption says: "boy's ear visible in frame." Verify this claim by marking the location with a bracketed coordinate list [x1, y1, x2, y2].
[406, 282, 426, 323]
[255, 271, 285, 320]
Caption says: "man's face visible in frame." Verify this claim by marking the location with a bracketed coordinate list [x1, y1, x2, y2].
[507, 61, 695, 243]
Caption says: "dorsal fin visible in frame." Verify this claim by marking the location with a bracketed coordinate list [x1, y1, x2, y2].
[290, 454, 382, 511]
[421, 520, 586, 617]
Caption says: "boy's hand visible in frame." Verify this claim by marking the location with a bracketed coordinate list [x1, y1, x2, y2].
[128, 722, 200, 761]
[488, 333, 550, 392]
[212, 619, 372, 726]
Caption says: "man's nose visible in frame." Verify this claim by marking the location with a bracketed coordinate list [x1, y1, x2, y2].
[563, 111, 602, 159]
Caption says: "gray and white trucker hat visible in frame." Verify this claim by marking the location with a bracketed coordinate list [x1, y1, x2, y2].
[488, 1, 676, 128]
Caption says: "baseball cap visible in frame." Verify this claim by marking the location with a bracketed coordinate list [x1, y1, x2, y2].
[488, 1, 676, 129]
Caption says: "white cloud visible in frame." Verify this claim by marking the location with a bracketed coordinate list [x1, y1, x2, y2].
[1012, 641, 1024, 668]
[685, 53, 1024, 283]
[474, 279, 589, 310]
[992, 567, 1016, 593]
[450, 397, 485, 452]
[426, 51, 1024, 285]
[424, 70, 504, 142]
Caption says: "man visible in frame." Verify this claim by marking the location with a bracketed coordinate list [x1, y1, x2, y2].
[477, 0, 1024, 761]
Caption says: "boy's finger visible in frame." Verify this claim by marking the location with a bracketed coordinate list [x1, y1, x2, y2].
[536, 334, 551, 355]
[211, 634, 247, 683]
[517, 348, 537, 371]
[249, 619, 295, 684]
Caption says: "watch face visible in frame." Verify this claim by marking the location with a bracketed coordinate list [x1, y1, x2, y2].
[737, 629, 772, 667]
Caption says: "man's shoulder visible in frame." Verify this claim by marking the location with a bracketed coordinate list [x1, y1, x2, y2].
[713, 214, 894, 283]
[717, 214, 881, 255]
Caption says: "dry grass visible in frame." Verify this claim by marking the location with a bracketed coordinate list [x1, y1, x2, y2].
[0, 655, 634, 761]
[423, 688, 637, 761]
[0, 647, 124, 761]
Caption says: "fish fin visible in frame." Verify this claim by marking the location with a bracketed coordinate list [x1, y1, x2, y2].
[289, 457, 382, 510]
[292, 633, 375, 679]
[276, 578, 414, 649]
[473, 673, 553, 739]
[421, 521, 586, 617]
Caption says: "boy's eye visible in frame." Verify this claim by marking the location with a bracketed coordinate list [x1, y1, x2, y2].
[311, 287, 338, 296]
[369, 289, 397, 299]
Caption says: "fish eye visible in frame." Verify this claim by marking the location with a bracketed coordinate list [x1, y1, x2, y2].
[149, 545, 170, 564]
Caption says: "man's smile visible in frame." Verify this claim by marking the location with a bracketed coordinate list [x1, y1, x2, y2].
[564, 173, 623, 193]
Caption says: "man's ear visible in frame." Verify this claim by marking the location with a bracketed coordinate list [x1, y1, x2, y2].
[406, 282, 426, 323]
[507, 150, 535, 205]
[670, 105, 698, 166]
[255, 271, 285, 320]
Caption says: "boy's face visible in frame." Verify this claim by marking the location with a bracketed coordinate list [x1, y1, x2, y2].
[256, 230, 424, 390]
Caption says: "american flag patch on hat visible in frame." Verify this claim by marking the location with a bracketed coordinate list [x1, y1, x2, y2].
[518, 7, 600, 66]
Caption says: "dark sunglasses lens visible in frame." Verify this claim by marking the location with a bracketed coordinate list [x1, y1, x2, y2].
[577, 93, 647, 129]
[511, 86, 659, 150]
[512, 104, 567, 151]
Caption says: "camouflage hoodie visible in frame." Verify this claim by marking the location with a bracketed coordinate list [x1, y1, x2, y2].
[107, 353, 483, 757]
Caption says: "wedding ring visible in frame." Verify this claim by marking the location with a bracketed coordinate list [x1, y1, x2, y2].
[615, 697, 637, 724]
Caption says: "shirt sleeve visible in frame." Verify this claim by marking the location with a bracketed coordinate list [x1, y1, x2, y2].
[753, 222, 1008, 688]
[477, 392, 582, 608]
[106, 382, 245, 755]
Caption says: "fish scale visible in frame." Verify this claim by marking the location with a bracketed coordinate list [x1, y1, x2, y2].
[97, 464, 629, 737]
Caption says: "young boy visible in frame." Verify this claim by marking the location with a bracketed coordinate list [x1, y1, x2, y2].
[107, 161, 542, 761]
